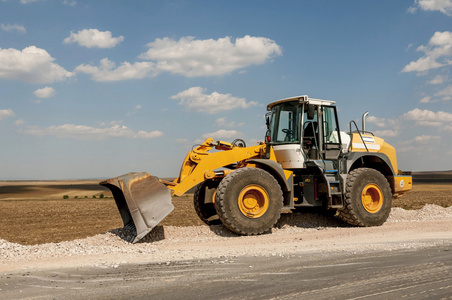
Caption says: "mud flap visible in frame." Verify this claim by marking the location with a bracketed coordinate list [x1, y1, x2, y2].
[100, 172, 174, 243]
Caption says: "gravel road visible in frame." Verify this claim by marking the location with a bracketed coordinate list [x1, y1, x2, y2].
[1, 205, 451, 273]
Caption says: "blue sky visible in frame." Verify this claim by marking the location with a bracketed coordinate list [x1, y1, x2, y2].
[1, 0, 452, 180]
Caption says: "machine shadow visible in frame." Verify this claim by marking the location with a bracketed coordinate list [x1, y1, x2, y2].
[206, 209, 352, 237]
[275, 209, 352, 229]
[110, 226, 166, 244]
[110, 210, 352, 244]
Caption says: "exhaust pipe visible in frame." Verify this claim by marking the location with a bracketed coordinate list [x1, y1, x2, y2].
[362, 111, 369, 132]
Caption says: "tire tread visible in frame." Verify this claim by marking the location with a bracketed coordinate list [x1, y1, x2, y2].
[338, 168, 392, 227]
[215, 168, 283, 235]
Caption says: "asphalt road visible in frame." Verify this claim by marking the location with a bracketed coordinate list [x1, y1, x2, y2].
[1, 245, 452, 300]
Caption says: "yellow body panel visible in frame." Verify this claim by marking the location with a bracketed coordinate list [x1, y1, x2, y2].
[350, 133, 398, 173]
[393, 175, 413, 197]
[351, 133, 412, 196]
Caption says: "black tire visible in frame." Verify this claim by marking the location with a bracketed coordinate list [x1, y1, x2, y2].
[214, 168, 283, 235]
[193, 180, 222, 225]
[338, 168, 392, 227]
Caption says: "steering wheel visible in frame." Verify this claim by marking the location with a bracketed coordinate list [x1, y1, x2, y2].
[282, 129, 293, 140]
[282, 129, 292, 134]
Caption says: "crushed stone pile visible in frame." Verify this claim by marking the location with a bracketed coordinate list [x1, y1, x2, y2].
[1, 204, 451, 266]
[388, 204, 452, 222]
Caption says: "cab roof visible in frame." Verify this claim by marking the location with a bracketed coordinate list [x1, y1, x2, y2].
[267, 95, 336, 111]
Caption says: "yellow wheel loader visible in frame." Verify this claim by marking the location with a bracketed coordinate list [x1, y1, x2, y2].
[101, 95, 412, 243]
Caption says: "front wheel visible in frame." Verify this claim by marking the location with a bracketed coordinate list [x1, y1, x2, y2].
[215, 168, 283, 235]
[338, 168, 392, 227]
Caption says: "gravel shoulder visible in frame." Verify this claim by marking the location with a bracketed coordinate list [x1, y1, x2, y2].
[1, 205, 451, 273]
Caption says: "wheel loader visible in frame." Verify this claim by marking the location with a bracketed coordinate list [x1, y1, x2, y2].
[101, 95, 412, 243]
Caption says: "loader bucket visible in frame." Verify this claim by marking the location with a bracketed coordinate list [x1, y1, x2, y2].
[100, 172, 174, 243]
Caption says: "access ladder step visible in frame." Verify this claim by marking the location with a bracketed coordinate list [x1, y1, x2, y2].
[329, 194, 344, 209]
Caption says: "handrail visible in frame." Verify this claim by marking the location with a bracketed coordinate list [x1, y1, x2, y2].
[348, 120, 369, 152]
[305, 121, 327, 172]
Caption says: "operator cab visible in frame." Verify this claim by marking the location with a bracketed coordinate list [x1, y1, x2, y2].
[266, 95, 347, 169]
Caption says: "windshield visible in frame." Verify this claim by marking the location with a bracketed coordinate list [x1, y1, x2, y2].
[269, 101, 302, 144]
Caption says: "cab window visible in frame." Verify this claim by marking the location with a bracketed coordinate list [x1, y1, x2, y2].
[270, 101, 301, 144]
[322, 106, 340, 145]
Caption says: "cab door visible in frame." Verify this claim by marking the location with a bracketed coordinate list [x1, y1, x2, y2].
[321, 106, 342, 160]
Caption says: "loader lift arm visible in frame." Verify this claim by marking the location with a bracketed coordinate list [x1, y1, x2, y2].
[168, 138, 265, 196]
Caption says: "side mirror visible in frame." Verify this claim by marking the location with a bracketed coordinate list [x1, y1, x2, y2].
[307, 104, 316, 120]
[265, 112, 271, 129]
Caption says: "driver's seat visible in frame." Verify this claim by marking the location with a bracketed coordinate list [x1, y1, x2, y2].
[303, 121, 319, 159]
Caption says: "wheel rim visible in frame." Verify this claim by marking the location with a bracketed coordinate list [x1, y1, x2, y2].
[238, 185, 269, 218]
[361, 184, 383, 213]
[212, 190, 217, 204]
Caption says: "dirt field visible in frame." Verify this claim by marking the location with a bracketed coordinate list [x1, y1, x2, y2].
[0, 180, 451, 245]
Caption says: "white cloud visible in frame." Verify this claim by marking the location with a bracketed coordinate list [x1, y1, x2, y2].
[75, 58, 154, 82]
[14, 119, 25, 126]
[409, 0, 452, 16]
[215, 117, 244, 127]
[373, 129, 399, 137]
[20, 0, 76, 4]
[420, 96, 431, 103]
[64, 29, 124, 48]
[429, 74, 448, 84]
[202, 129, 240, 139]
[400, 135, 442, 149]
[75, 35, 281, 82]
[397, 145, 421, 153]
[139, 35, 282, 77]
[63, 0, 77, 6]
[413, 135, 441, 143]
[0, 109, 14, 120]
[171, 87, 257, 114]
[402, 31, 452, 73]
[366, 115, 400, 132]
[21, 123, 163, 140]
[0, 46, 73, 83]
[33, 86, 56, 98]
[418, 120, 443, 126]
[1, 24, 26, 33]
[126, 104, 143, 116]
[402, 56, 444, 73]
[435, 85, 452, 100]
[403, 108, 452, 123]
[366, 116, 387, 128]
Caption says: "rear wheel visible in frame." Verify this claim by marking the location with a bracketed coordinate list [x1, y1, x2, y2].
[193, 180, 221, 225]
[338, 168, 392, 226]
[215, 168, 283, 235]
